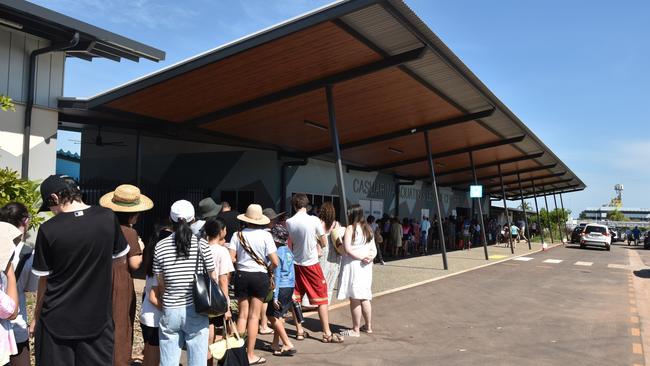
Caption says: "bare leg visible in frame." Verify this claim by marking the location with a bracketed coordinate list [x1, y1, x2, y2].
[361, 299, 372, 332]
[237, 298, 249, 335]
[290, 305, 305, 337]
[142, 343, 160, 366]
[259, 303, 272, 333]
[270, 317, 294, 350]
[207, 323, 215, 365]
[246, 297, 265, 363]
[348, 299, 362, 334]
[317, 303, 331, 335]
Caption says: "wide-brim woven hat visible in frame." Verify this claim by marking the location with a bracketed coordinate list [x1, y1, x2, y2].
[0, 222, 21, 270]
[100, 184, 154, 213]
[237, 204, 270, 226]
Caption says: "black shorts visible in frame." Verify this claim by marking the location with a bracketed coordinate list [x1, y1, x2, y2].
[266, 287, 293, 319]
[11, 340, 29, 356]
[35, 320, 113, 366]
[209, 315, 225, 327]
[140, 324, 159, 346]
[234, 271, 269, 300]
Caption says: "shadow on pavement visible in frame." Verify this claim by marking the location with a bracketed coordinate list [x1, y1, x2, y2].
[564, 245, 608, 252]
[633, 269, 650, 279]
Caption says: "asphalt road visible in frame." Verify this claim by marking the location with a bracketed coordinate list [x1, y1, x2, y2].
[267, 242, 644, 366]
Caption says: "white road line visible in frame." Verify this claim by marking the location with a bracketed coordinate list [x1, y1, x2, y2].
[513, 257, 534, 261]
[608, 264, 629, 269]
[574, 261, 593, 266]
[543, 259, 563, 264]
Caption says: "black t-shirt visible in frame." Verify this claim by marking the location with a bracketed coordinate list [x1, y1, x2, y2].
[218, 210, 241, 242]
[32, 206, 128, 339]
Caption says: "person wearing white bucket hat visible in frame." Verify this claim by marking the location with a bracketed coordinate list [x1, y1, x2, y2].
[228, 204, 279, 365]
[153, 200, 218, 366]
[100, 184, 153, 366]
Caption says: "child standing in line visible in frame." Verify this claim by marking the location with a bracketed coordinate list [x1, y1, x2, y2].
[267, 238, 297, 356]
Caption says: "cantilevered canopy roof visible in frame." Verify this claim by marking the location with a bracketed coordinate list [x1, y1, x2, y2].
[58, 0, 584, 198]
[0, 0, 165, 62]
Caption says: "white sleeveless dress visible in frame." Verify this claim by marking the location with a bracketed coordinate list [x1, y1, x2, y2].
[337, 225, 375, 300]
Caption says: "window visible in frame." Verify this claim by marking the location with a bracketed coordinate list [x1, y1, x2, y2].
[290, 192, 339, 216]
[585, 226, 607, 234]
[220, 190, 255, 213]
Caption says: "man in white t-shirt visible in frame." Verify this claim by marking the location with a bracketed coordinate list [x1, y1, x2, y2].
[286, 194, 343, 343]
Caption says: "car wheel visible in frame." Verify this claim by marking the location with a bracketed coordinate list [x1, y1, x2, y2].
[580, 244, 585, 249]
[606, 245, 611, 251]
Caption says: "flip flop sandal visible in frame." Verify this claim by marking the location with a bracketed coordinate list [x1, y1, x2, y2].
[250, 357, 267, 365]
[273, 348, 297, 357]
[322, 332, 345, 343]
[259, 328, 274, 335]
[295, 331, 309, 341]
[360, 325, 373, 334]
[262, 344, 278, 353]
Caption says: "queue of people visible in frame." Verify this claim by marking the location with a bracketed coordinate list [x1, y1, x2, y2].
[0, 176, 378, 365]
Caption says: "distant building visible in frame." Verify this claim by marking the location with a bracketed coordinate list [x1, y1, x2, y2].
[580, 207, 650, 222]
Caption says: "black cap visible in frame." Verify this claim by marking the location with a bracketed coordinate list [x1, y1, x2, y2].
[39, 175, 73, 212]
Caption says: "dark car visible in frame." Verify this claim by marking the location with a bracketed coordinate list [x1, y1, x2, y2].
[571, 226, 584, 244]
[644, 232, 650, 249]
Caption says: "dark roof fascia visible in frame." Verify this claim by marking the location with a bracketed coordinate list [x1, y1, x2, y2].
[0, 0, 164, 61]
[79, 0, 381, 109]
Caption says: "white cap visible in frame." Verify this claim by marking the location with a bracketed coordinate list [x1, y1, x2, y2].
[170, 200, 195, 223]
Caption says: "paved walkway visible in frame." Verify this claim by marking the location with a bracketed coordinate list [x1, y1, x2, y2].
[330, 241, 550, 308]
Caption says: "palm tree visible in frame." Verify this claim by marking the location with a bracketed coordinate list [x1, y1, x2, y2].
[519, 202, 532, 212]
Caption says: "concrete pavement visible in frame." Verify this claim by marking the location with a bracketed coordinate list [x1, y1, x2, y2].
[257, 242, 645, 366]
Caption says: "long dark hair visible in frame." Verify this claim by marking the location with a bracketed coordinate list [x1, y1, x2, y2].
[347, 204, 373, 244]
[319, 202, 336, 232]
[0, 202, 29, 228]
[173, 218, 193, 257]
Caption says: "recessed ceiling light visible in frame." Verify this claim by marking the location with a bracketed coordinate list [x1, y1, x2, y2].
[304, 120, 328, 131]
[388, 147, 404, 154]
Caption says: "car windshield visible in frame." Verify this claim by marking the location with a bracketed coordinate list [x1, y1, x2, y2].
[573, 227, 583, 232]
[585, 226, 607, 234]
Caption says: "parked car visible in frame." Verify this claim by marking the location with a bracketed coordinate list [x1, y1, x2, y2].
[580, 223, 611, 251]
[609, 228, 619, 242]
[570, 226, 584, 244]
[644, 232, 650, 249]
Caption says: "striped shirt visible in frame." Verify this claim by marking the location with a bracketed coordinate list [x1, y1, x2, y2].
[153, 234, 215, 309]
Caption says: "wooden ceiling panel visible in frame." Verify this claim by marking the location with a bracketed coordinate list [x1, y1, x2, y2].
[341, 121, 497, 167]
[205, 66, 462, 153]
[106, 21, 382, 122]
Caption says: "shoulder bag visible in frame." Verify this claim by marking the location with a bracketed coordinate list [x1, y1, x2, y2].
[192, 237, 229, 316]
[209, 318, 245, 361]
[237, 231, 275, 303]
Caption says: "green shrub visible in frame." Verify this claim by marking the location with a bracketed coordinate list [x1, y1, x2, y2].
[0, 95, 15, 112]
[0, 168, 45, 229]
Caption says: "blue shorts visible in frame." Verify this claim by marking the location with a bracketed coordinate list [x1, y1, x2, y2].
[266, 287, 294, 319]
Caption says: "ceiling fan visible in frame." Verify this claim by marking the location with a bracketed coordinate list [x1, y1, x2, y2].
[72, 126, 127, 147]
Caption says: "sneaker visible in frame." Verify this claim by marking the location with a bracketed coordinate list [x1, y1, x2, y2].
[380, 260, 385, 265]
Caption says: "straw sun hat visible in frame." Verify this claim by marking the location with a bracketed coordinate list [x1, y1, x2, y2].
[0, 222, 21, 270]
[100, 184, 154, 213]
[237, 204, 270, 226]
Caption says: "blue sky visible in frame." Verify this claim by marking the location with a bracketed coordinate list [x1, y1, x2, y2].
[40, 0, 650, 217]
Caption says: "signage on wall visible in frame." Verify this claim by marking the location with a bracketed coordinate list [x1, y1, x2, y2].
[469, 185, 483, 198]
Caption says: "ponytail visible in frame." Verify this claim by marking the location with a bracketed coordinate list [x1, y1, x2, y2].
[173, 219, 193, 257]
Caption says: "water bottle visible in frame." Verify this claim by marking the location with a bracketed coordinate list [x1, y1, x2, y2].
[292, 301, 304, 324]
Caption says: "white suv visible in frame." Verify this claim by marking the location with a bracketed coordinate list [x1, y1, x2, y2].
[580, 224, 611, 251]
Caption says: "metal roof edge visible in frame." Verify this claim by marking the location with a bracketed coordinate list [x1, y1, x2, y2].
[385, 0, 585, 191]
[73, 0, 381, 108]
[0, 0, 165, 61]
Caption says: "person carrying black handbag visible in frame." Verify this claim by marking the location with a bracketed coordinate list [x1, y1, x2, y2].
[227, 204, 279, 366]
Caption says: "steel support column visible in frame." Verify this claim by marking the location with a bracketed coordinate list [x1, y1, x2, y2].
[517, 172, 531, 250]
[498, 164, 514, 254]
[325, 85, 348, 225]
[559, 193, 570, 242]
[543, 192, 554, 243]
[531, 181, 544, 245]
[552, 191, 563, 243]
[424, 131, 448, 270]
[469, 151, 489, 260]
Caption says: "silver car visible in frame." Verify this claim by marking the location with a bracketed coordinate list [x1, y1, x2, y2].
[580, 224, 611, 251]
